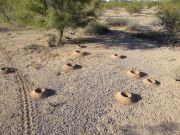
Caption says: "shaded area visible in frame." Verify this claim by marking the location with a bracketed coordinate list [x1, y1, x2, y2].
[0, 27, 11, 33]
[139, 72, 148, 78]
[1, 67, 17, 74]
[82, 52, 91, 56]
[74, 64, 83, 70]
[120, 55, 127, 59]
[66, 30, 165, 50]
[154, 80, 161, 85]
[120, 122, 180, 135]
[43, 89, 56, 98]
[78, 45, 87, 48]
[132, 93, 142, 103]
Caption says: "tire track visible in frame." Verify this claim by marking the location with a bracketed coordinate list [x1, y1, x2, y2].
[0, 45, 37, 135]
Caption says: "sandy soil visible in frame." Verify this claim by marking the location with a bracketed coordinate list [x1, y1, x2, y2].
[0, 8, 180, 135]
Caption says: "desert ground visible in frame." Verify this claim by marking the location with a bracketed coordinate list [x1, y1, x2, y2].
[0, 8, 180, 135]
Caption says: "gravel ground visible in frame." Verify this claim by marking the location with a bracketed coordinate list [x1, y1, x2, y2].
[0, 8, 180, 135]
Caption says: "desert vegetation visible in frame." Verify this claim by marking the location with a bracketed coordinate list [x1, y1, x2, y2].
[0, 0, 179, 46]
[157, 0, 180, 45]
[103, 0, 180, 46]
[86, 21, 110, 35]
[0, 0, 101, 45]
[125, 2, 144, 15]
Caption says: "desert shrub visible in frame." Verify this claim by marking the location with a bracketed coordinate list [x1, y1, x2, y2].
[157, 0, 180, 45]
[125, 2, 144, 15]
[157, 1, 180, 33]
[0, 0, 102, 45]
[86, 21, 110, 35]
[106, 17, 129, 27]
[145, 1, 160, 9]
[103, 2, 129, 9]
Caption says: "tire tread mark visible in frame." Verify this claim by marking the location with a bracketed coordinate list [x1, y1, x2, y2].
[0, 46, 37, 135]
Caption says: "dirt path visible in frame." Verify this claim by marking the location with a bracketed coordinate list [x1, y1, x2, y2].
[0, 27, 179, 135]
[0, 38, 37, 134]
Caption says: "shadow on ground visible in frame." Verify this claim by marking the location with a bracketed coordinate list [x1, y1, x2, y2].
[132, 93, 142, 103]
[67, 30, 166, 50]
[0, 27, 11, 33]
[43, 89, 57, 97]
[119, 122, 180, 135]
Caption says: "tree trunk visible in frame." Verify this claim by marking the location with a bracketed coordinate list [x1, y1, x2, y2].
[57, 30, 64, 46]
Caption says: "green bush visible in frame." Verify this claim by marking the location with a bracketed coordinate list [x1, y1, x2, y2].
[125, 2, 144, 15]
[86, 21, 110, 35]
[157, 1, 180, 33]
[145, 1, 160, 9]
[0, 0, 102, 45]
[103, 2, 129, 9]
[157, 0, 180, 44]
[106, 17, 129, 27]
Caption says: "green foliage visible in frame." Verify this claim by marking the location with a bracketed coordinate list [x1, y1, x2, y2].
[157, 0, 180, 33]
[157, 0, 180, 45]
[0, 0, 101, 44]
[103, 2, 129, 9]
[86, 21, 109, 35]
[0, 0, 17, 22]
[106, 17, 129, 27]
[125, 2, 144, 15]
[145, 1, 160, 9]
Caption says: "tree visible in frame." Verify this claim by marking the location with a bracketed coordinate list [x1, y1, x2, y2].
[0, 0, 101, 45]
